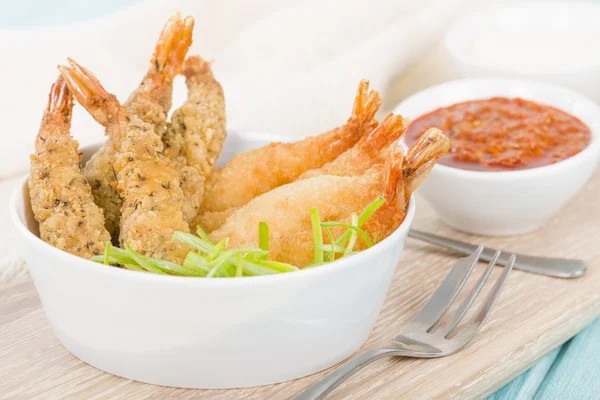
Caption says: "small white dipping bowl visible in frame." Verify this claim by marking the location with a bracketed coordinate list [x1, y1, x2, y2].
[10, 132, 415, 389]
[445, 2, 600, 101]
[394, 78, 600, 236]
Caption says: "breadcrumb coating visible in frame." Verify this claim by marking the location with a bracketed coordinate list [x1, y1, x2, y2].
[29, 76, 111, 258]
[164, 56, 226, 225]
[84, 14, 193, 240]
[60, 59, 190, 263]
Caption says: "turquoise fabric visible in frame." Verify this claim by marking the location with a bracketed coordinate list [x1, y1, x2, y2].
[489, 318, 600, 400]
[5, 2, 598, 399]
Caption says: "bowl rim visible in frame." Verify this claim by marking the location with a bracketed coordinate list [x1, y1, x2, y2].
[444, 2, 600, 74]
[394, 77, 600, 181]
[11, 137, 416, 287]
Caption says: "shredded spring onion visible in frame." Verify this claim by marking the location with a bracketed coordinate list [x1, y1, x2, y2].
[335, 196, 384, 247]
[259, 221, 269, 252]
[310, 208, 324, 264]
[344, 213, 359, 256]
[91, 197, 385, 277]
[320, 222, 374, 248]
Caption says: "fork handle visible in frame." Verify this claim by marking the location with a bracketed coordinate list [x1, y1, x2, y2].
[408, 229, 586, 278]
[293, 347, 410, 400]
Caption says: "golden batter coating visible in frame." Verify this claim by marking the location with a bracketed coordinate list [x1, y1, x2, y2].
[60, 59, 190, 263]
[84, 14, 194, 240]
[196, 113, 406, 233]
[298, 113, 406, 180]
[210, 129, 450, 267]
[29, 76, 111, 258]
[194, 208, 236, 233]
[201, 79, 382, 214]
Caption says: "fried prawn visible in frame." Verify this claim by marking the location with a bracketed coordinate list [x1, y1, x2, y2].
[29, 76, 111, 258]
[209, 128, 450, 267]
[60, 59, 190, 263]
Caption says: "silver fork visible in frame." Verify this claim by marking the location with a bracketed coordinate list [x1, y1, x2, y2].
[294, 247, 516, 400]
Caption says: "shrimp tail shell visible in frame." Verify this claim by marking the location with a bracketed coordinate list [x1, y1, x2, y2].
[384, 144, 406, 210]
[153, 13, 194, 82]
[352, 80, 382, 128]
[47, 75, 72, 121]
[359, 113, 406, 157]
[58, 58, 120, 128]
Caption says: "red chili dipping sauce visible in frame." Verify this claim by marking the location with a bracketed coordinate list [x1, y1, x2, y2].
[405, 97, 592, 171]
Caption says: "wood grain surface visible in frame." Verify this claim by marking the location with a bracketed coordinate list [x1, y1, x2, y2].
[2, 170, 600, 400]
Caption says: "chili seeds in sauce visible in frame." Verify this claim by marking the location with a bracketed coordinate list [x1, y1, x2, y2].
[405, 97, 592, 171]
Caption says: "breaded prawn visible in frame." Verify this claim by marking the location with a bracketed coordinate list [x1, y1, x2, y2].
[165, 56, 226, 175]
[164, 56, 226, 225]
[84, 14, 193, 240]
[29, 76, 111, 258]
[209, 129, 450, 267]
[59, 59, 190, 263]
[200, 79, 382, 214]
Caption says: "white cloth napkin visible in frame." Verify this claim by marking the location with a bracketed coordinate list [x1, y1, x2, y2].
[1, 0, 511, 286]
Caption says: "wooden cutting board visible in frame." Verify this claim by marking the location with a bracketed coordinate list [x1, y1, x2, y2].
[2, 170, 600, 400]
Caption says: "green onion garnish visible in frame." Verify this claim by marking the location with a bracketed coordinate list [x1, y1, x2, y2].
[92, 197, 386, 277]
[321, 225, 336, 262]
[344, 213, 359, 256]
[335, 197, 384, 247]
[124, 244, 167, 275]
[196, 226, 213, 243]
[320, 222, 374, 248]
[259, 221, 269, 252]
[310, 207, 324, 264]
[235, 255, 243, 277]
[103, 241, 111, 265]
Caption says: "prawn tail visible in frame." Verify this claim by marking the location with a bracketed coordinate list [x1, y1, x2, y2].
[153, 13, 194, 82]
[36, 76, 74, 150]
[338, 79, 382, 144]
[404, 128, 451, 174]
[403, 128, 451, 200]
[351, 80, 382, 125]
[383, 144, 406, 210]
[58, 58, 120, 128]
[358, 113, 407, 157]
[405, 158, 436, 200]
[46, 75, 73, 126]
[183, 55, 214, 82]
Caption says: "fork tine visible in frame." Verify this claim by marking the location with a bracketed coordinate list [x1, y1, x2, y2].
[451, 254, 515, 345]
[438, 250, 501, 337]
[398, 246, 483, 335]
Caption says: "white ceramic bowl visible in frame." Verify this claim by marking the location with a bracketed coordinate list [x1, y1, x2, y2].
[394, 78, 600, 236]
[445, 3, 600, 101]
[10, 132, 415, 389]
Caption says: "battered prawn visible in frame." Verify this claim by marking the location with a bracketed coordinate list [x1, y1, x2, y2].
[298, 113, 406, 180]
[163, 56, 226, 225]
[209, 128, 450, 267]
[84, 13, 194, 240]
[200, 79, 382, 214]
[195, 113, 405, 233]
[59, 59, 190, 263]
[29, 76, 111, 258]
